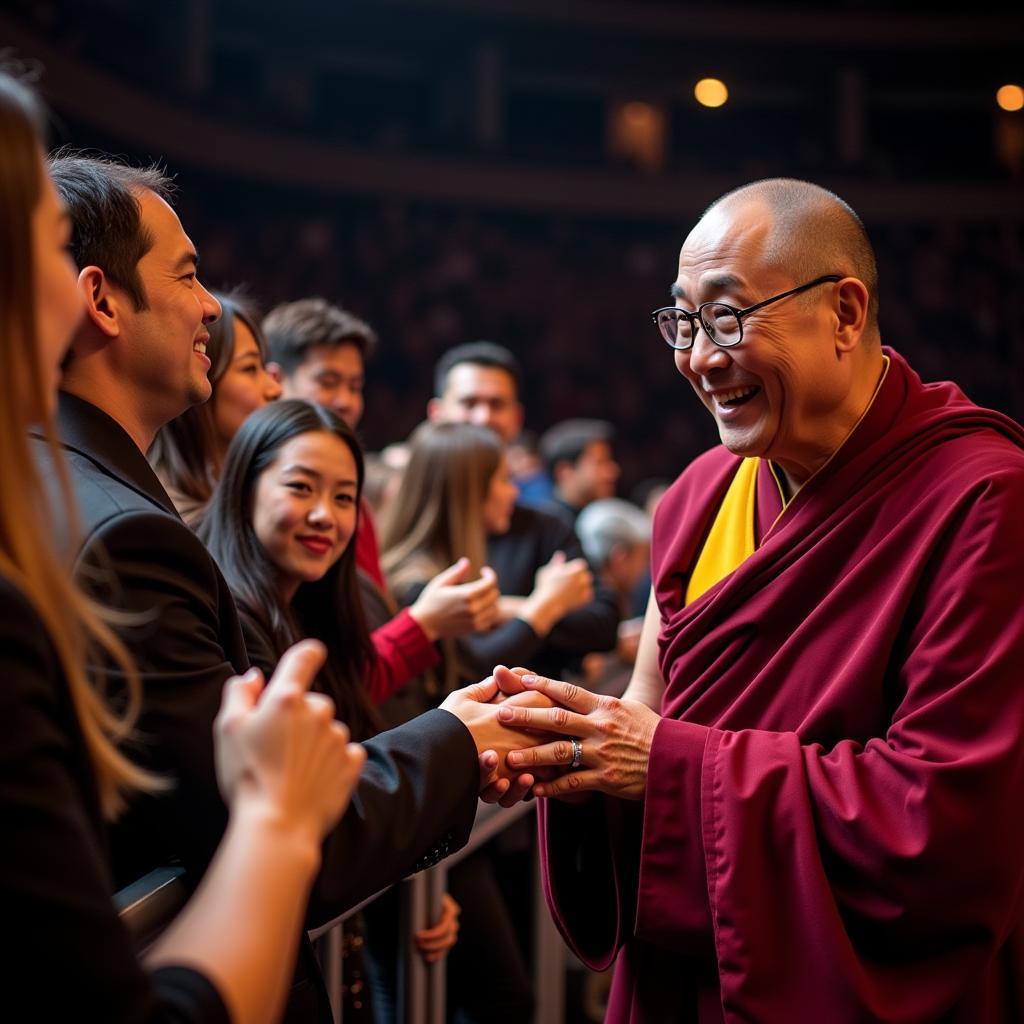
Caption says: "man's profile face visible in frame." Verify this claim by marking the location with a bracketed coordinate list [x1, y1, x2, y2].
[280, 342, 365, 430]
[429, 362, 524, 446]
[672, 200, 846, 481]
[120, 190, 220, 420]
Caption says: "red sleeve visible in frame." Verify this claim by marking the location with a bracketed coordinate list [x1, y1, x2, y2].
[364, 608, 440, 704]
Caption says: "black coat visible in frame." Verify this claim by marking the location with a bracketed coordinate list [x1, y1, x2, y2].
[0, 573, 228, 1022]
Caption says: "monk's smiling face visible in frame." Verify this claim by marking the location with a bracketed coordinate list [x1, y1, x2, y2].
[672, 198, 855, 487]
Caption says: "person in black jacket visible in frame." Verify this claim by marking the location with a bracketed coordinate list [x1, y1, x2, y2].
[427, 341, 621, 679]
[0, 69, 367, 1024]
[34, 151, 549, 1022]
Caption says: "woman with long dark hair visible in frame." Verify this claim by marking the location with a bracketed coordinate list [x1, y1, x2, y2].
[199, 400, 463, 1015]
[0, 70, 365, 1023]
[200, 400, 380, 737]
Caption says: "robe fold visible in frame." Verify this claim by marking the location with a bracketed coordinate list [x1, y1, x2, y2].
[539, 348, 1024, 1023]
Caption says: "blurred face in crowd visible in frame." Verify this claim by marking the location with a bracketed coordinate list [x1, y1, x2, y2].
[672, 199, 854, 485]
[31, 156, 82, 417]
[212, 316, 282, 447]
[428, 362, 524, 446]
[280, 342, 365, 430]
[558, 440, 620, 508]
[481, 454, 519, 535]
[104, 190, 221, 426]
[252, 429, 359, 600]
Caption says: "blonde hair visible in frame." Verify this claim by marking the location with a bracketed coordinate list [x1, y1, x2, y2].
[380, 422, 503, 692]
[0, 72, 157, 819]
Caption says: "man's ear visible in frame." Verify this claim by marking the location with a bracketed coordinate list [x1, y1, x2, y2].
[833, 276, 869, 354]
[77, 265, 123, 341]
[265, 361, 283, 385]
[426, 396, 444, 423]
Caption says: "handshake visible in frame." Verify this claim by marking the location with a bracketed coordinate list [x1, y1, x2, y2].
[215, 644, 660, 869]
[439, 664, 660, 805]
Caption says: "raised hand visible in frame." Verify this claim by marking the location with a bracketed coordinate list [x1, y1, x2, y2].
[493, 667, 661, 801]
[518, 551, 594, 637]
[410, 557, 501, 640]
[214, 640, 367, 846]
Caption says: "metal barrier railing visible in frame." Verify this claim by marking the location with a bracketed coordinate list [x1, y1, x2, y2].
[117, 800, 566, 1023]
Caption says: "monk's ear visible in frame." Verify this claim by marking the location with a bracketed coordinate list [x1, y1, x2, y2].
[833, 277, 869, 354]
[77, 265, 124, 342]
[426, 396, 444, 423]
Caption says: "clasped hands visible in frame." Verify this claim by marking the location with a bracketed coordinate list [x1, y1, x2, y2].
[441, 665, 661, 805]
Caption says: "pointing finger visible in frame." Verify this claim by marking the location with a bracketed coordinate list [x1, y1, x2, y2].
[265, 639, 327, 698]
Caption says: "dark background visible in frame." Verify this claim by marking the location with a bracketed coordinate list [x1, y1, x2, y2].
[5, 0, 1023, 488]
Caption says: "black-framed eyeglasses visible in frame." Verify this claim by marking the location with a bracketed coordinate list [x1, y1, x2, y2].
[650, 274, 842, 351]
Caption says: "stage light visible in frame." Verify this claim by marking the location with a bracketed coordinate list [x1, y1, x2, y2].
[996, 84, 1024, 112]
[695, 78, 728, 108]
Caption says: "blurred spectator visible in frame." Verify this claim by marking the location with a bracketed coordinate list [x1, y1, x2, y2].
[539, 417, 620, 521]
[576, 498, 652, 689]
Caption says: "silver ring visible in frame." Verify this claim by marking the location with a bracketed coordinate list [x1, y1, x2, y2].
[569, 737, 583, 770]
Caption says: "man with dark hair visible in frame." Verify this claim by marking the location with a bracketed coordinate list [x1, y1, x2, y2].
[47, 149, 172, 312]
[35, 153, 543, 1024]
[538, 418, 620, 521]
[429, 341, 619, 679]
[265, 297, 376, 430]
[429, 340, 526, 447]
[496, 177, 1024, 1022]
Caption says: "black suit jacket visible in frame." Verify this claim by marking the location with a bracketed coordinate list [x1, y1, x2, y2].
[32, 395, 480, 1016]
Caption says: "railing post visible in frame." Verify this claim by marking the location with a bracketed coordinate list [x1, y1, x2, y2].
[427, 865, 447, 1024]
[399, 872, 428, 1024]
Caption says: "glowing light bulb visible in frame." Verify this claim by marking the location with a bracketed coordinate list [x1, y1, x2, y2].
[695, 78, 728, 108]
[996, 84, 1024, 112]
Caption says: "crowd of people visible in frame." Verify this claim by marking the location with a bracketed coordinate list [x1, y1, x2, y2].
[1, 67, 639, 1024]
[4, 57, 1024, 1024]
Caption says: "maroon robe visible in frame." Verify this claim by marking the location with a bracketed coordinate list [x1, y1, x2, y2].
[539, 349, 1024, 1022]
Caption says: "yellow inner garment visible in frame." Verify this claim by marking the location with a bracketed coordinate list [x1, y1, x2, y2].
[685, 457, 760, 605]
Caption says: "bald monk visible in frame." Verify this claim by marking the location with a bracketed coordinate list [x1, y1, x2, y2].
[491, 179, 1024, 1022]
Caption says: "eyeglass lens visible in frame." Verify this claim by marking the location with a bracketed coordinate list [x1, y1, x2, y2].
[657, 305, 742, 349]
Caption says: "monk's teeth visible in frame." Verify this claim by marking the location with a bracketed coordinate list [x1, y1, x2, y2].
[716, 386, 759, 406]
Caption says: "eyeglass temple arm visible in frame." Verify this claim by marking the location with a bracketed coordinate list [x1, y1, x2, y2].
[736, 275, 842, 317]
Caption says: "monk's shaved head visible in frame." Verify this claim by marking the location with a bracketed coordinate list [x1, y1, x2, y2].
[702, 178, 879, 336]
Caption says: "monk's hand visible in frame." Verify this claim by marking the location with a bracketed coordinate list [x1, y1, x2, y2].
[494, 667, 661, 801]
